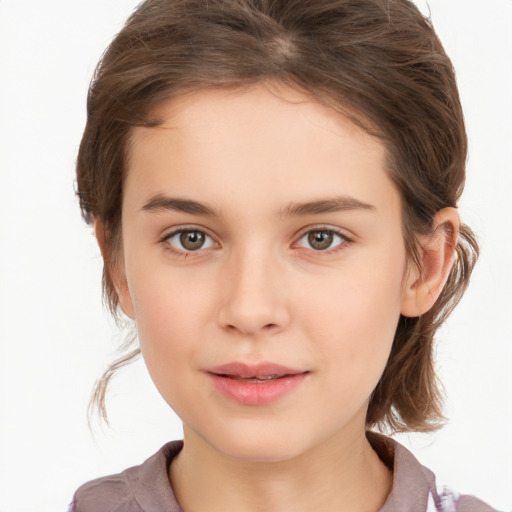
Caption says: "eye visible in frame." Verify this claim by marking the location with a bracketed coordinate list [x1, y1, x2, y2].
[162, 228, 217, 253]
[296, 228, 349, 253]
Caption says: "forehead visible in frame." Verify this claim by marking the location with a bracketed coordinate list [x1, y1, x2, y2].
[125, 83, 399, 221]
[133, 83, 379, 157]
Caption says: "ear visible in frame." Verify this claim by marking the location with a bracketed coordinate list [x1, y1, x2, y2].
[400, 207, 460, 318]
[93, 218, 135, 319]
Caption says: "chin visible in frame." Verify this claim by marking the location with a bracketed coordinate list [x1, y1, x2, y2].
[200, 420, 322, 464]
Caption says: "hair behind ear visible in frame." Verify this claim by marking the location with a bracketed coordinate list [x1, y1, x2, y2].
[88, 219, 141, 429]
[367, 219, 479, 433]
[93, 218, 134, 321]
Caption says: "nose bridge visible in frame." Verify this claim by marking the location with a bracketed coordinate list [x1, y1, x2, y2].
[217, 239, 288, 336]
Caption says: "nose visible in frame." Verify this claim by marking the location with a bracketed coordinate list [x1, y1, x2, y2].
[216, 246, 290, 337]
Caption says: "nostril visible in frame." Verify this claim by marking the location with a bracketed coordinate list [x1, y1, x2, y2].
[223, 323, 278, 336]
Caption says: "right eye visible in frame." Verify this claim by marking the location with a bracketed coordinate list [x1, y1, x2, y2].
[161, 229, 217, 254]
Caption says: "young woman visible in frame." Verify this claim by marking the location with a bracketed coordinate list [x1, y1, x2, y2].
[69, 1, 497, 510]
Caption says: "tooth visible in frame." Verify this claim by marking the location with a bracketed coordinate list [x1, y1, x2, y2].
[228, 374, 286, 381]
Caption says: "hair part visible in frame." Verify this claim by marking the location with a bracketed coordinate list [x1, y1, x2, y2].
[77, 0, 478, 432]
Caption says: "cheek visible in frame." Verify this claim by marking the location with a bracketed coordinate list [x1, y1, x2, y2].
[128, 271, 213, 378]
[296, 250, 406, 387]
[300, 250, 405, 333]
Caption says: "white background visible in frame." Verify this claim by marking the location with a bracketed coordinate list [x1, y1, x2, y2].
[0, 1, 511, 511]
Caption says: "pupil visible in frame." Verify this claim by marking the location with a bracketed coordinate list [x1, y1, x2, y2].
[308, 231, 333, 250]
[180, 231, 205, 250]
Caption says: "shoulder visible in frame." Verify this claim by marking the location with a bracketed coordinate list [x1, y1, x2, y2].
[70, 473, 137, 512]
[69, 440, 184, 512]
[367, 432, 500, 512]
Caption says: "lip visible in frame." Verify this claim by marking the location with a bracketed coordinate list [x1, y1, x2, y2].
[206, 362, 309, 406]
[208, 361, 306, 378]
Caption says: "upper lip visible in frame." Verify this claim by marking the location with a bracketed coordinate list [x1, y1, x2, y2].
[207, 362, 307, 378]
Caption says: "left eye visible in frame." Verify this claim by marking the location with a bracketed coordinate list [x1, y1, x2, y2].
[297, 229, 347, 251]
[163, 229, 216, 252]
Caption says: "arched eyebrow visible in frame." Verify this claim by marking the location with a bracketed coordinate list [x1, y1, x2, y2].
[141, 195, 217, 216]
[278, 196, 375, 217]
[140, 194, 375, 217]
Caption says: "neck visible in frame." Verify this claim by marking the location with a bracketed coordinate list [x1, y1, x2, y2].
[169, 425, 393, 512]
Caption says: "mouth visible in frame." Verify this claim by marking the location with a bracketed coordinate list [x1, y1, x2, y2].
[220, 374, 289, 382]
[206, 362, 309, 405]
[207, 361, 308, 380]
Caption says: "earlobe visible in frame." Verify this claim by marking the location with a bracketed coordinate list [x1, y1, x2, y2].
[400, 208, 460, 318]
[93, 218, 135, 319]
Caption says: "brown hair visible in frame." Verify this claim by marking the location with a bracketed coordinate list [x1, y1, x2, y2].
[77, 0, 478, 433]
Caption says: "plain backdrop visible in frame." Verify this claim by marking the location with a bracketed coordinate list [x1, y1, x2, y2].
[0, 1, 511, 511]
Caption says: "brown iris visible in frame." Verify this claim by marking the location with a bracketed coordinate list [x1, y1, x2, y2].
[180, 230, 206, 250]
[308, 230, 334, 250]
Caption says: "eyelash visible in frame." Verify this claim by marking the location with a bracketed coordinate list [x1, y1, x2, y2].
[299, 226, 352, 256]
[159, 226, 352, 259]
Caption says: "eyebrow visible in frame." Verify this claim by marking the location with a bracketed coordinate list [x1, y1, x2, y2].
[141, 195, 218, 216]
[140, 194, 375, 217]
[279, 196, 375, 217]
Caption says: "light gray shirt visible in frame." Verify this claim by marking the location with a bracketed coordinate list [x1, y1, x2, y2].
[69, 432, 498, 512]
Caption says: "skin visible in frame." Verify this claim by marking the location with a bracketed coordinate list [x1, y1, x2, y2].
[96, 82, 459, 512]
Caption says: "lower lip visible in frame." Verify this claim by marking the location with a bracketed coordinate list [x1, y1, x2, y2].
[207, 373, 308, 406]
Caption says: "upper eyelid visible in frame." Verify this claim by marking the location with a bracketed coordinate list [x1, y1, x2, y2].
[161, 225, 349, 238]
[160, 225, 216, 242]
[295, 225, 351, 239]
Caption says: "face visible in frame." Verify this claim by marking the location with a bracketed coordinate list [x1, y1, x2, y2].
[117, 83, 412, 462]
